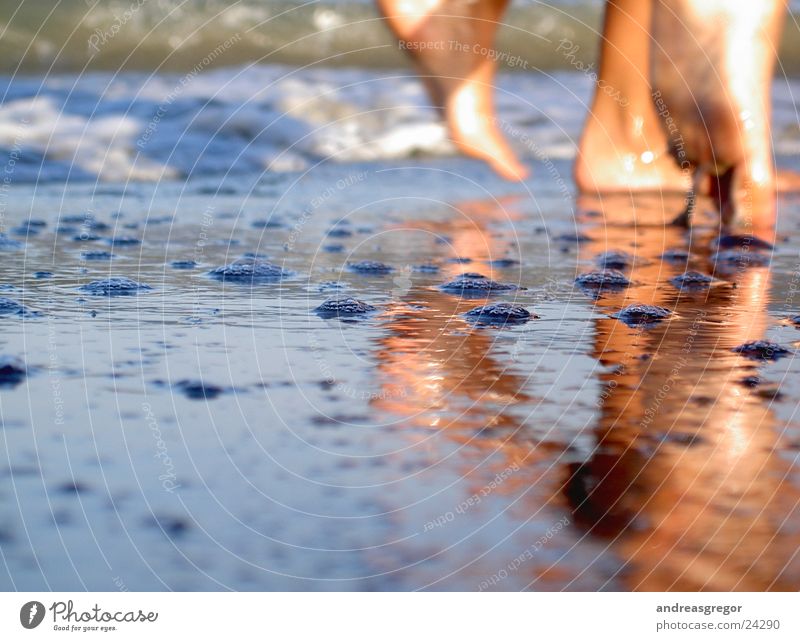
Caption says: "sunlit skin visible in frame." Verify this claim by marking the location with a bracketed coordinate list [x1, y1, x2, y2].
[371, 196, 532, 431]
[558, 196, 800, 590]
[366, 194, 800, 589]
[580, 0, 800, 216]
[650, 0, 786, 234]
[575, 0, 693, 194]
[377, 0, 529, 181]
[367, 198, 583, 588]
[347, 0, 800, 578]
[382, 0, 796, 233]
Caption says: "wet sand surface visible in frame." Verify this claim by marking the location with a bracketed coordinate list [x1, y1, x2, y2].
[1, 161, 800, 591]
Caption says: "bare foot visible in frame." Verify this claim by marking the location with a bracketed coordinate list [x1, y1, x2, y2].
[377, 0, 528, 181]
[575, 0, 690, 194]
[577, 119, 691, 193]
[651, 0, 786, 233]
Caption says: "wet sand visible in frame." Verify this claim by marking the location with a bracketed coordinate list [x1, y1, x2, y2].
[1, 156, 799, 591]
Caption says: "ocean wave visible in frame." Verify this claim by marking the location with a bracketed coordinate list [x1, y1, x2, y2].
[0, 62, 798, 183]
[0, 65, 452, 181]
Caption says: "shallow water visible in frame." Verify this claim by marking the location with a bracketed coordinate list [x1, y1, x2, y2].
[2, 153, 800, 591]
[3, 65, 800, 184]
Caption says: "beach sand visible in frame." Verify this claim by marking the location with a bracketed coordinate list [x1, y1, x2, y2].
[1, 52, 800, 591]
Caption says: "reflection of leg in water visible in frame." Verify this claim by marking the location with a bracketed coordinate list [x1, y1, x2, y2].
[564, 201, 800, 590]
[372, 197, 529, 430]
[377, 0, 528, 180]
[369, 198, 594, 589]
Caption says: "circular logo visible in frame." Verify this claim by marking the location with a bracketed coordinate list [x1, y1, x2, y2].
[20, 601, 45, 629]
